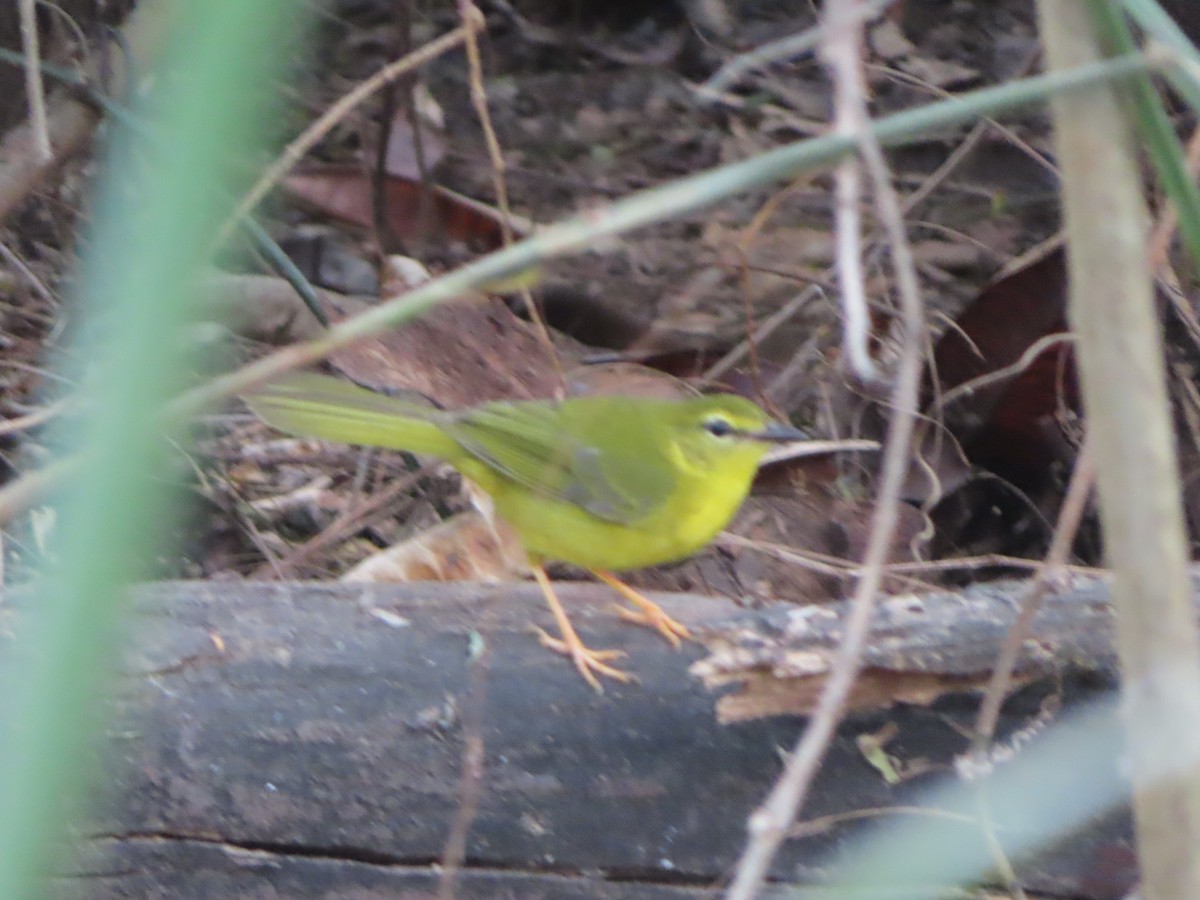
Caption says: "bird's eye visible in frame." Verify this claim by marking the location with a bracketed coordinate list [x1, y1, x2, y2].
[702, 415, 735, 438]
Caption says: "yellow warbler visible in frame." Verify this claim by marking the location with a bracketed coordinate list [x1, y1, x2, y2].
[244, 372, 806, 690]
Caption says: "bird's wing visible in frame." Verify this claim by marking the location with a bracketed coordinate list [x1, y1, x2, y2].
[443, 400, 674, 525]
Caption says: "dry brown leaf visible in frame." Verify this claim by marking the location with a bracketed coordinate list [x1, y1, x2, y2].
[284, 164, 533, 249]
[327, 293, 565, 407]
[340, 510, 526, 584]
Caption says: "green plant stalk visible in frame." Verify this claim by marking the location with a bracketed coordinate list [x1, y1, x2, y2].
[1091, 2, 1200, 269]
[1120, 0, 1200, 110]
[1122, 0, 1200, 59]
[0, 3, 302, 897]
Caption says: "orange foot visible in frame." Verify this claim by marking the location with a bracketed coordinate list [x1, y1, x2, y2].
[530, 563, 636, 692]
[532, 626, 634, 693]
[593, 570, 692, 648]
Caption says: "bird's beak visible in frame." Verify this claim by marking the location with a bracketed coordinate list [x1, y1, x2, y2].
[749, 421, 809, 442]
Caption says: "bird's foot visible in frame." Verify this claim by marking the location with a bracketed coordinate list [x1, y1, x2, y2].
[593, 571, 692, 648]
[613, 602, 691, 648]
[532, 626, 635, 693]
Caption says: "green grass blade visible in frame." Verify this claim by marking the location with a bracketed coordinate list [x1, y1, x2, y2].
[1093, 1, 1200, 268]
[0, 3, 305, 897]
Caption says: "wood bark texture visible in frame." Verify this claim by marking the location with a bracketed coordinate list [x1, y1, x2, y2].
[0, 579, 1139, 898]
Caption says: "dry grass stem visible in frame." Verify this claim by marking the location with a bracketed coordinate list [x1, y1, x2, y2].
[455, 0, 563, 392]
[18, 0, 50, 162]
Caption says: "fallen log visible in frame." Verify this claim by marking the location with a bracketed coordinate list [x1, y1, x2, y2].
[8, 578, 1135, 898]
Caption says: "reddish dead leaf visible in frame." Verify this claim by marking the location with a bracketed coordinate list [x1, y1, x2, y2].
[930, 247, 1080, 487]
[284, 164, 525, 251]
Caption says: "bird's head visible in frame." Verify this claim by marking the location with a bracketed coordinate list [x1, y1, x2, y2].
[668, 394, 808, 482]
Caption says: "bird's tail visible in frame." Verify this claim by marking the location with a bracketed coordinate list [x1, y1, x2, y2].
[242, 371, 459, 457]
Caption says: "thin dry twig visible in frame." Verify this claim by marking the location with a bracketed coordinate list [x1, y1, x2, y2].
[728, 178, 817, 405]
[455, 0, 563, 393]
[832, 134, 875, 381]
[0, 0, 176, 226]
[0, 62, 92, 220]
[927, 331, 1078, 417]
[1146, 126, 1200, 354]
[369, 0, 409, 257]
[250, 468, 424, 579]
[868, 58, 1057, 182]
[826, 1, 876, 384]
[18, 0, 51, 162]
[726, 0, 927, 894]
[700, 280, 827, 387]
[0, 239, 56, 307]
[0, 396, 70, 437]
[700, 0, 894, 95]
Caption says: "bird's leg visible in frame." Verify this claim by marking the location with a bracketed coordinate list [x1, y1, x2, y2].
[592, 570, 691, 648]
[530, 564, 634, 692]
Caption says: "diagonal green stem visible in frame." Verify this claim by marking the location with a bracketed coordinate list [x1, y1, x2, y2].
[175, 51, 1163, 421]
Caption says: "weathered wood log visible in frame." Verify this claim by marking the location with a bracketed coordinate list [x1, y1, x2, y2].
[16, 578, 1136, 898]
[693, 571, 1126, 722]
